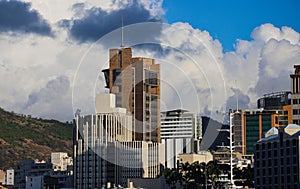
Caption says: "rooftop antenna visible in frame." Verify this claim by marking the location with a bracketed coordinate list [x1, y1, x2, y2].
[235, 80, 239, 113]
[120, 11, 124, 48]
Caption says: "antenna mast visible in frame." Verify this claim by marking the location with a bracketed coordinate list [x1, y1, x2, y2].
[235, 80, 239, 113]
[121, 11, 124, 48]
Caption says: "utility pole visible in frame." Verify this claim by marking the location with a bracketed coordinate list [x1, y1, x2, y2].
[229, 111, 234, 187]
[217, 110, 237, 188]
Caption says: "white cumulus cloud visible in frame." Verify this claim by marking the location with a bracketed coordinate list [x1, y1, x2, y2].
[0, 1, 300, 123]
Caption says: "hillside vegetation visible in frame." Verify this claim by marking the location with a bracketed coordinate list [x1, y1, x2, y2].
[0, 107, 73, 169]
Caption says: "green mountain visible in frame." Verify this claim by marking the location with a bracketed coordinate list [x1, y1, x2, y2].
[0, 107, 73, 170]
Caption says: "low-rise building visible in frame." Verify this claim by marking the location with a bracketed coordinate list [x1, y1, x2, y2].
[14, 153, 73, 189]
[51, 152, 73, 171]
[14, 159, 51, 189]
[178, 151, 213, 165]
[4, 169, 13, 186]
[0, 170, 4, 185]
[212, 146, 242, 164]
[0, 169, 14, 187]
[255, 124, 300, 188]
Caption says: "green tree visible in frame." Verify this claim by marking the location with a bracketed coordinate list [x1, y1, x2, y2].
[162, 167, 182, 189]
[206, 160, 221, 187]
[162, 160, 253, 189]
[233, 165, 254, 188]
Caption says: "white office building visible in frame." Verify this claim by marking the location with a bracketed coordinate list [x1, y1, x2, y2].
[4, 169, 14, 186]
[74, 94, 161, 188]
[51, 152, 73, 171]
[74, 94, 132, 188]
[119, 141, 161, 186]
[160, 109, 201, 168]
[0, 169, 14, 186]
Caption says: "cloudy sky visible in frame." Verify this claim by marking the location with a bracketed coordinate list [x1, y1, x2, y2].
[1, 0, 300, 122]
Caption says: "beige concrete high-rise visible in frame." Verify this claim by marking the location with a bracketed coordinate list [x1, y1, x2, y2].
[102, 47, 160, 142]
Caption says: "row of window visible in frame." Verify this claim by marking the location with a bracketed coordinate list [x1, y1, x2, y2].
[293, 119, 300, 124]
[256, 149, 298, 160]
[293, 109, 300, 115]
[161, 118, 193, 121]
[256, 139, 298, 150]
[293, 99, 300, 105]
[256, 174, 298, 187]
[256, 156, 298, 167]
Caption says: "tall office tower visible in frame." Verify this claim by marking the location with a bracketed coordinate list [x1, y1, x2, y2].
[255, 124, 300, 188]
[233, 91, 293, 155]
[102, 48, 160, 142]
[74, 94, 132, 189]
[160, 109, 201, 168]
[232, 109, 279, 155]
[290, 65, 300, 124]
[233, 112, 243, 154]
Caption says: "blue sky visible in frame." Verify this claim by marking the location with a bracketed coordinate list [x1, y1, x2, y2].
[163, 0, 300, 51]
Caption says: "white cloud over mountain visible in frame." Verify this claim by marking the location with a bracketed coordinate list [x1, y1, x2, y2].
[0, 1, 299, 123]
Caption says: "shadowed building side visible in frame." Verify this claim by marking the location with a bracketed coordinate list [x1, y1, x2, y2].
[102, 47, 160, 143]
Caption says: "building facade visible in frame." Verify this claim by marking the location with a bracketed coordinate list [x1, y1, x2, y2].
[257, 91, 292, 127]
[25, 175, 43, 189]
[0, 169, 14, 186]
[178, 151, 213, 165]
[102, 47, 160, 142]
[0, 170, 4, 185]
[74, 94, 161, 188]
[4, 169, 14, 186]
[74, 94, 132, 188]
[233, 112, 243, 155]
[74, 46, 161, 188]
[233, 89, 293, 155]
[160, 109, 201, 168]
[119, 141, 160, 186]
[51, 152, 73, 171]
[244, 110, 278, 155]
[14, 159, 52, 189]
[233, 109, 279, 155]
[14, 155, 73, 189]
[291, 65, 300, 124]
[255, 124, 300, 188]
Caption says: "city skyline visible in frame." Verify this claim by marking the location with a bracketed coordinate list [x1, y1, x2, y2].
[2, 2, 300, 188]
[0, 0, 299, 122]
